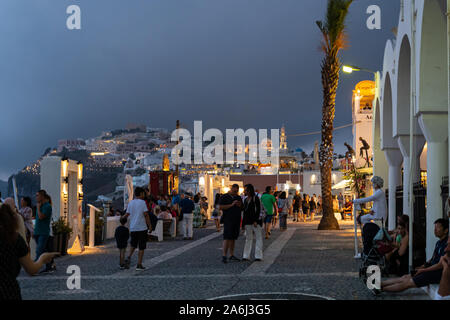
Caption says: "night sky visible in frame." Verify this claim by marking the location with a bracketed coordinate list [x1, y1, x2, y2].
[0, 0, 400, 180]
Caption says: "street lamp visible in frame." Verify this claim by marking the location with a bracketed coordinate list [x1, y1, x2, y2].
[342, 65, 376, 75]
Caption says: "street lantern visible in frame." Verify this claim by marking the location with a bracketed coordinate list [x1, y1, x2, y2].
[342, 65, 373, 74]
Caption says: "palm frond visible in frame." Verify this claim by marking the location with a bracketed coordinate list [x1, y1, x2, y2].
[316, 0, 353, 53]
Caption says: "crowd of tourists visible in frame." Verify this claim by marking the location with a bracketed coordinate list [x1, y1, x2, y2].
[1, 181, 449, 300]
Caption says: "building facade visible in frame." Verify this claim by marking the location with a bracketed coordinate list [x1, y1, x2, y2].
[373, 0, 449, 259]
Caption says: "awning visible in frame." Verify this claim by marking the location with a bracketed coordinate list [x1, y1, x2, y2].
[332, 179, 351, 190]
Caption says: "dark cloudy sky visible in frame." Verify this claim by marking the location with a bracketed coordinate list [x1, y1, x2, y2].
[0, 0, 399, 180]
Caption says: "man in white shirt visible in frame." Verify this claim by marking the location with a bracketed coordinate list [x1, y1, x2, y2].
[124, 187, 151, 271]
[353, 176, 387, 226]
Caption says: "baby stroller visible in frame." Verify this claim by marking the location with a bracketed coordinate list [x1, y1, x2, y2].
[359, 220, 391, 280]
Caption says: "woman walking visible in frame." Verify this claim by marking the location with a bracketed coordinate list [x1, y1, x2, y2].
[272, 191, 280, 228]
[277, 192, 289, 230]
[19, 197, 34, 245]
[193, 194, 202, 228]
[211, 194, 222, 232]
[242, 184, 263, 261]
[309, 195, 317, 222]
[302, 194, 310, 223]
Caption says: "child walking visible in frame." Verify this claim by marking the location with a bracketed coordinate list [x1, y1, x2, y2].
[115, 216, 130, 269]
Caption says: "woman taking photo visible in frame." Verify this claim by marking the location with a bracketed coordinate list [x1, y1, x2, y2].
[242, 184, 263, 261]
[0, 204, 58, 300]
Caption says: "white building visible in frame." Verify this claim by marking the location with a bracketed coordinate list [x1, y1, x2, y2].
[373, 0, 449, 259]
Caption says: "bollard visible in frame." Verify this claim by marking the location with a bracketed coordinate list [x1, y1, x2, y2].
[353, 202, 361, 259]
[87, 204, 101, 248]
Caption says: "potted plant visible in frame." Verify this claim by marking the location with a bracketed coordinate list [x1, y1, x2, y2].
[84, 209, 105, 245]
[52, 217, 73, 255]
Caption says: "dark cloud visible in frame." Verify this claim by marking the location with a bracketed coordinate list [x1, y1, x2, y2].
[0, 0, 399, 180]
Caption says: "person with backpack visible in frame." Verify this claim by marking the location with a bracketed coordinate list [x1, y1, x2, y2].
[242, 184, 263, 261]
[292, 192, 302, 222]
[277, 191, 289, 230]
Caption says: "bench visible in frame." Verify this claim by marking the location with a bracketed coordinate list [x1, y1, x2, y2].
[149, 218, 176, 242]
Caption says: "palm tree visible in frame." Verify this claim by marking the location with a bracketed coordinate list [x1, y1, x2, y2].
[316, 0, 353, 230]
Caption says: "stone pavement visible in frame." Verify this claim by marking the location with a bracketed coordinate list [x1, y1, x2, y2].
[18, 218, 430, 300]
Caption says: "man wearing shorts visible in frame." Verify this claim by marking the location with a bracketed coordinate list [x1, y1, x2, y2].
[124, 187, 151, 271]
[219, 184, 243, 264]
[381, 219, 449, 292]
[261, 186, 277, 239]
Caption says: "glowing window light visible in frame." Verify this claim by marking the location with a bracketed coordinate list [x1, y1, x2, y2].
[77, 162, 83, 180]
[61, 159, 69, 178]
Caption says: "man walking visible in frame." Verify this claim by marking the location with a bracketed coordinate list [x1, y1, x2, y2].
[261, 186, 277, 239]
[124, 187, 151, 271]
[219, 184, 243, 263]
[179, 192, 195, 240]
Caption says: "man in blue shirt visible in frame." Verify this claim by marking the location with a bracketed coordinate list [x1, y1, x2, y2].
[381, 218, 449, 293]
[179, 192, 195, 240]
[171, 190, 181, 207]
[34, 190, 56, 273]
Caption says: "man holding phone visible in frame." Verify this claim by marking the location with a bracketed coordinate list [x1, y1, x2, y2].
[219, 184, 243, 263]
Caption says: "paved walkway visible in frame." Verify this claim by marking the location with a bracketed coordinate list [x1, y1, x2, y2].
[18, 218, 430, 300]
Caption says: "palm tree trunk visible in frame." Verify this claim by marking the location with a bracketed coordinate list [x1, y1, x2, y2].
[318, 52, 340, 230]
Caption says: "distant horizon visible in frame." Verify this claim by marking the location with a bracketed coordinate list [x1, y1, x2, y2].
[0, 120, 352, 181]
